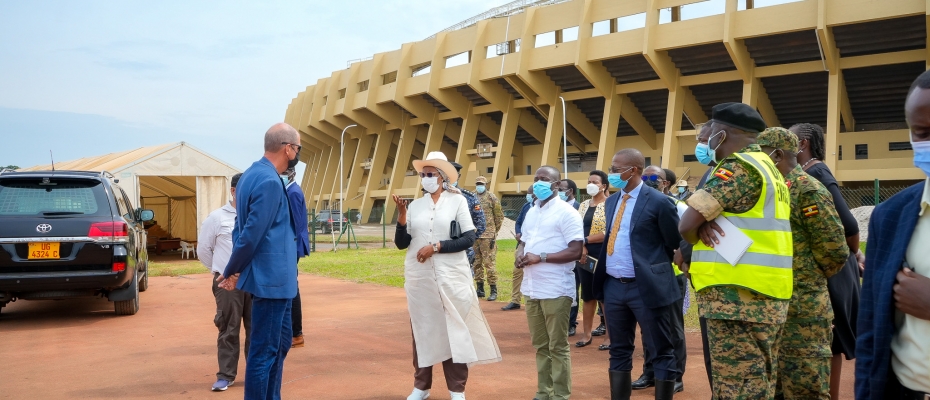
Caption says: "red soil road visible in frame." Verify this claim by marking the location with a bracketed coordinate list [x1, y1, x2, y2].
[0, 273, 855, 399]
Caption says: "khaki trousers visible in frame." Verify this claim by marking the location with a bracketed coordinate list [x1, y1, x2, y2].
[526, 296, 573, 400]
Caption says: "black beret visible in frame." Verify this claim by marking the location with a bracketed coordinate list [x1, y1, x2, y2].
[450, 161, 463, 172]
[710, 102, 766, 134]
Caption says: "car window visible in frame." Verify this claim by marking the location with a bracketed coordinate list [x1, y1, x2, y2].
[117, 186, 135, 221]
[0, 178, 109, 216]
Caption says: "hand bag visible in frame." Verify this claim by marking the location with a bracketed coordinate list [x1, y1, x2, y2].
[450, 220, 462, 239]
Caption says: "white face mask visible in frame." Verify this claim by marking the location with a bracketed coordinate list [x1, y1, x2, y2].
[586, 183, 600, 196]
[421, 176, 440, 193]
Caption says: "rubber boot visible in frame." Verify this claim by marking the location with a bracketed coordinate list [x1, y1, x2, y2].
[654, 379, 676, 400]
[476, 282, 485, 298]
[609, 370, 632, 400]
[487, 285, 498, 301]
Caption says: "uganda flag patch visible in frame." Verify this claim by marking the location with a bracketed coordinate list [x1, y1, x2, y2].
[802, 204, 819, 217]
[474, 204, 482, 211]
[714, 168, 734, 181]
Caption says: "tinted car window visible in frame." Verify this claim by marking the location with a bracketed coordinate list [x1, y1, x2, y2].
[0, 179, 109, 216]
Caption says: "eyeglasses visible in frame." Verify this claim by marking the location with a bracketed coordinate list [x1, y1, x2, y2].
[281, 142, 302, 152]
[609, 166, 634, 174]
[642, 175, 665, 182]
[418, 172, 437, 178]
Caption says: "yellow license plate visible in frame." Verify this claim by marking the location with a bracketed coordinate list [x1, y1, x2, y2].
[28, 242, 60, 259]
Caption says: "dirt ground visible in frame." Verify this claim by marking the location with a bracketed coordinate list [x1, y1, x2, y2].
[0, 273, 855, 399]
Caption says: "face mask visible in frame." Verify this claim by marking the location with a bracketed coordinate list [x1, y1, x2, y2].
[608, 168, 632, 190]
[695, 130, 725, 165]
[558, 191, 568, 201]
[586, 183, 600, 196]
[526, 193, 534, 203]
[421, 177, 440, 193]
[644, 179, 660, 190]
[912, 136, 930, 177]
[677, 187, 686, 194]
[452, 181, 458, 187]
[532, 180, 554, 201]
[280, 175, 289, 185]
[476, 185, 486, 194]
[287, 147, 300, 169]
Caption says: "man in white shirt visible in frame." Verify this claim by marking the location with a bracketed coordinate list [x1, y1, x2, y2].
[198, 173, 251, 392]
[516, 166, 584, 400]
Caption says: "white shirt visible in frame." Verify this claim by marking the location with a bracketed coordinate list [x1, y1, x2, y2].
[891, 177, 930, 392]
[521, 196, 585, 300]
[198, 202, 236, 275]
[605, 181, 643, 278]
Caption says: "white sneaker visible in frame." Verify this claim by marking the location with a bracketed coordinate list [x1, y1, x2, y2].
[406, 388, 430, 400]
[450, 391, 465, 400]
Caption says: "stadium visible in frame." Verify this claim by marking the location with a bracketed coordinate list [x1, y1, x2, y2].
[284, 0, 929, 223]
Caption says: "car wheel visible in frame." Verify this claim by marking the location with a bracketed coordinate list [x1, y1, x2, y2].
[138, 263, 149, 292]
[115, 272, 140, 316]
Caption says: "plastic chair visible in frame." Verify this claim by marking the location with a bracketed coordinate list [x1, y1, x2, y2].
[180, 241, 196, 259]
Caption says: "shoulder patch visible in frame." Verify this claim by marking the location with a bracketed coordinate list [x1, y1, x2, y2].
[474, 204, 481, 211]
[713, 168, 734, 181]
[802, 204, 819, 217]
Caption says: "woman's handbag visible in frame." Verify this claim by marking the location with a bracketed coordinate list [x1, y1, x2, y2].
[450, 220, 462, 239]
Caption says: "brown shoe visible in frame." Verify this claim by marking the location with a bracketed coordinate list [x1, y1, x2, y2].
[291, 335, 304, 348]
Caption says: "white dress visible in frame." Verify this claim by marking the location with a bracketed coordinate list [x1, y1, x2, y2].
[404, 191, 502, 368]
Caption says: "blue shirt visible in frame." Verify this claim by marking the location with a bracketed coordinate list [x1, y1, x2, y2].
[515, 201, 532, 235]
[286, 181, 310, 258]
[605, 181, 642, 279]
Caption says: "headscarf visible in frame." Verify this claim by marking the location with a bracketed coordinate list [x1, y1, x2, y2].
[435, 168, 461, 194]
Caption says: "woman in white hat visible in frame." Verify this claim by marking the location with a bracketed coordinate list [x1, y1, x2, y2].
[392, 151, 501, 400]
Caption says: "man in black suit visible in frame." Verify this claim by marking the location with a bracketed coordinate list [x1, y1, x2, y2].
[592, 149, 683, 400]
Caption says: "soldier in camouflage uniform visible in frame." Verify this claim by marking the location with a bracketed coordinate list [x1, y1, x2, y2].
[680, 104, 790, 400]
[451, 162, 486, 266]
[757, 128, 849, 399]
[474, 176, 504, 301]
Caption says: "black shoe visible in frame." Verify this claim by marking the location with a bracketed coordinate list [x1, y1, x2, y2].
[592, 323, 606, 337]
[609, 370, 632, 400]
[674, 380, 684, 393]
[655, 379, 676, 400]
[501, 302, 521, 311]
[631, 374, 655, 390]
[568, 326, 576, 336]
[487, 285, 498, 301]
[476, 282, 485, 298]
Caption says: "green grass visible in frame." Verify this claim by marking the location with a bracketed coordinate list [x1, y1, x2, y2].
[310, 234, 391, 244]
[148, 260, 207, 277]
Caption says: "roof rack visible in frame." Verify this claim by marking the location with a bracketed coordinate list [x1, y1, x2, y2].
[100, 171, 115, 179]
[0, 168, 17, 175]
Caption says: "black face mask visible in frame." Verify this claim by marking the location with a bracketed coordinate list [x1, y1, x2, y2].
[644, 179, 661, 190]
[287, 148, 300, 169]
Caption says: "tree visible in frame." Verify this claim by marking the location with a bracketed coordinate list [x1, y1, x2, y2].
[2, 165, 19, 170]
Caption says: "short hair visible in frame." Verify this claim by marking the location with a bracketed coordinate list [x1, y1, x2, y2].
[285, 167, 297, 183]
[264, 123, 298, 152]
[589, 170, 608, 186]
[790, 123, 826, 160]
[538, 165, 561, 181]
[614, 148, 646, 170]
[908, 69, 930, 97]
[663, 168, 677, 183]
[561, 178, 577, 194]
[644, 165, 665, 179]
[231, 173, 243, 188]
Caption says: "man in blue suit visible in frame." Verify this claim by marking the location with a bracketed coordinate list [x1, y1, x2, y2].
[856, 71, 930, 400]
[219, 122, 300, 400]
[592, 149, 683, 400]
[283, 166, 310, 349]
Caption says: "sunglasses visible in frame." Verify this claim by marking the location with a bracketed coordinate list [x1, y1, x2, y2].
[642, 175, 665, 182]
[281, 142, 302, 152]
[418, 172, 438, 178]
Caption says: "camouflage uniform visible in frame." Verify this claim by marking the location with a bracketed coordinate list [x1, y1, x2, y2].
[757, 128, 850, 399]
[457, 186, 486, 264]
[474, 185, 503, 285]
[687, 143, 790, 400]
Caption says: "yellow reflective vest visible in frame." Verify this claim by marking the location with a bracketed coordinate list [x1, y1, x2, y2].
[690, 152, 794, 300]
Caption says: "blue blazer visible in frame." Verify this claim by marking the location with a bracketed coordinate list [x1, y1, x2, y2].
[856, 180, 926, 400]
[223, 157, 298, 300]
[286, 182, 311, 258]
[592, 184, 683, 308]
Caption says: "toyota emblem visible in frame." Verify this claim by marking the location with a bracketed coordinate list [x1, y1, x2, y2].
[36, 224, 52, 234]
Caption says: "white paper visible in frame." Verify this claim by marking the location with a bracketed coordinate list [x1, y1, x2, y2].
[710, 216, 753, 266]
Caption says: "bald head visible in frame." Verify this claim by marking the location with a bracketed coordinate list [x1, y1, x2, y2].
[264, 123, 299, 152]
[644, 165, 665, 180]
[614, 148, 646, 170]
[538, 165, 561, 182]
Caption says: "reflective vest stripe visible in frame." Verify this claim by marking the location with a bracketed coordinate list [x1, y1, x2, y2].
[726, 217, 792, 232]
[691, 250, 793, 269]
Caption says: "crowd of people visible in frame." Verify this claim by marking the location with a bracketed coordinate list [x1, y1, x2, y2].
[192, 70, 930, 399]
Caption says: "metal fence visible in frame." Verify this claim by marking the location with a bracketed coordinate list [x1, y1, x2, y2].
[838, 182, 911, 209]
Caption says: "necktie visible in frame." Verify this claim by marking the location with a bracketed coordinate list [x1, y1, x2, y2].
[607, 194, 632, 256]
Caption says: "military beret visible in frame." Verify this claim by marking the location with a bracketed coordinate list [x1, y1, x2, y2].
[450, 161, 463, 172]
[710, 102, 767, 134]
[475, 176, 488, 184]
[756, 127, 799, 154]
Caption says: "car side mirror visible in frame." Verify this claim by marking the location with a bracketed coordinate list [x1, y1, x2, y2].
[139, 209, 155, 222]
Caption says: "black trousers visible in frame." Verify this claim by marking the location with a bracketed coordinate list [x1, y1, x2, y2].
[604, 277, 678, 380]
[291, 288, 302, 337]
[569, 267, 581, 328]
[641, 273, 688, 381]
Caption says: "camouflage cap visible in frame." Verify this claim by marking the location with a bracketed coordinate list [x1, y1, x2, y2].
[756, 127, 799, 153]
[475, 176, 488, 184]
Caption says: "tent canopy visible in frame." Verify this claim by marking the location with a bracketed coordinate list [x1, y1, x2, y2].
[23, 142, 241, 241]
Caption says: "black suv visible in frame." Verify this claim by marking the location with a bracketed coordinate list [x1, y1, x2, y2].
[315, 210, 345, 234]
[0, 170, 153, 315]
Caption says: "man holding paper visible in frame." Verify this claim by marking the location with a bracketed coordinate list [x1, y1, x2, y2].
[678, 103, 793, 400]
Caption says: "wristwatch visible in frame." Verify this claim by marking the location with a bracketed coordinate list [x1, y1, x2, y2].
[540, 252, 547, 263]
[432, 243, 439, 252]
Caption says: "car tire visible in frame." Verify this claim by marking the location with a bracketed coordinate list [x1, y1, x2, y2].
[114, 272, 140, 316]
[138, 263, 149, 292]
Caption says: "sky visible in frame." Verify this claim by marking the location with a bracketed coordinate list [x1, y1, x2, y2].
[0, 0, 798, 173]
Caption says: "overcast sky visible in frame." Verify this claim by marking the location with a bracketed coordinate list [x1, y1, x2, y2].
[0, 0, 796, 172]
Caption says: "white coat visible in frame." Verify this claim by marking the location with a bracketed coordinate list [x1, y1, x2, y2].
[404, 191, 502, 368]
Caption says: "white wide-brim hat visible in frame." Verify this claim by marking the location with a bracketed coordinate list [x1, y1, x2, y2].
[412, 151, 458, 184]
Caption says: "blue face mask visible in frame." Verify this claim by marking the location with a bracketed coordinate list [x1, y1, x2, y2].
[678, 187, 686, 194]
[526, 193, 534, 203]
[558, 191, 568, 201]
[695, 130, 725, 165]
[912, 137, 930, 177]
[280, 175, 289, 185]
[476, 185, 486, 194]
[608, 167, 632, 190]
[532, 180, 554, 201]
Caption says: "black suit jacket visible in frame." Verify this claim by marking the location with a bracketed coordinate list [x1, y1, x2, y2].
[592, 184, 683, 308]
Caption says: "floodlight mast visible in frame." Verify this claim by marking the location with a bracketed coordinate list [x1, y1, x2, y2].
[340, 124, 357, 223]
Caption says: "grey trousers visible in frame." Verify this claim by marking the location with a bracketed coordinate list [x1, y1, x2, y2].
[212, 272, 252, 381]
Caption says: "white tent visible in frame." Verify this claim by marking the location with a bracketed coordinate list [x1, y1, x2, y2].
[22, 142, 241, 241]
